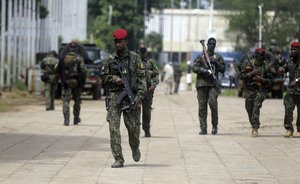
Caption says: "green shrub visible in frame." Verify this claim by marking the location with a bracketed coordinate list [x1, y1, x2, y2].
[13, 80, 27, 91]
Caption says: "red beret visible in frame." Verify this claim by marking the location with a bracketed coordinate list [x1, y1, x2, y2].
[113, 28, 127, 40]
[255, 48, 265, 53]
[291, 42, 300, 47]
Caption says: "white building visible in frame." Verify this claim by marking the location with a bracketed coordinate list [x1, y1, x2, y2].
[0, 0, 88, 89]
[40, 0, 88, 51]
[145, 8, 236, 61]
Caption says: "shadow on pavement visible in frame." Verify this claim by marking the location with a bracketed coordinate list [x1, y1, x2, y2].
[0, 132, 110, 162]
[125, 163, 170, 168]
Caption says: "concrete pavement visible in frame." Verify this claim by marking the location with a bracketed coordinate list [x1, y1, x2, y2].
[0, 88, 300, 184]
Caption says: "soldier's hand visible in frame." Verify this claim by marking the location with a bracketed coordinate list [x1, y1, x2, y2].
[149, 85, 156, 93]
[115, 78, 124, 86]
[289, 81, 297, 88]
[132, 100, 141, 110]
[205, 69, 212, 76]
[252, 76, 263, 82]
[278, 67, 285, 74]
[250, 69, 260, 76]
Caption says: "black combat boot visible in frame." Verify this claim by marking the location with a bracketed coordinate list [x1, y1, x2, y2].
[111, 161, 124, 168]
[132, 148, 141, 162]
[212, 126, 218, 135]
[64, 118, 70, 126]
[144, 129, 151, 137]
[199, 129, 207, 135]
[74, 117, 81, 125]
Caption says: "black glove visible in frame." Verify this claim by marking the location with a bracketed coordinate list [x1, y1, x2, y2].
[41, 73, 50, 82]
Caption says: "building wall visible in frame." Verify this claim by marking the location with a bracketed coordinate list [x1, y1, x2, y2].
[145, 9, 236, 55]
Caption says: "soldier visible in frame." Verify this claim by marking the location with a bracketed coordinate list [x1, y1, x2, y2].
[239, 48, 273, 137]
[280, 42, 300, 138]
[192, 37, 225, 135]
[100, 28, 146, 168]
[138, 42, 159, 137]
[173, 61, 183, 94]
[56, 41, 87, 126]
[40, 51, 59, 111]
[268, 39, 286, 98]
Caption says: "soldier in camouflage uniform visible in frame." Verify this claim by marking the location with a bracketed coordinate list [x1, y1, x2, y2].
[268, 39, 286, 98]
[279, 42, 300, 138]
[192, 38, 225, 135]
[240, 48, 273, 137]
[56, 42, 87, 126]
[100, 29, 146, 168]
[40, 51, 59, 110]
[173, 62, 183, 94]
[138, 43, 159, 137]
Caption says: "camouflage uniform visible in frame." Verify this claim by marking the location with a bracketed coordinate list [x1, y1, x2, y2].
[100, 48, 146, 164]
[40, 54, 59, 110]
[282, 52, 300, 134]
[239, 54, 272, 131]
[173, 63, 183, 94]
[192, 51, 225, 134]
[56, 51, 86, 125]
[140, 56, 159, 136]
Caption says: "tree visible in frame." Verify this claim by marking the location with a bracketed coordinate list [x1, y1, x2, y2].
[88, 0, 145, 52]
[215, 0, 300, 51]
[144, 32, 162, 60]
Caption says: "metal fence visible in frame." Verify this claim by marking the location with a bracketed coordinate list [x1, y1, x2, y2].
[0, 0, 87, 90]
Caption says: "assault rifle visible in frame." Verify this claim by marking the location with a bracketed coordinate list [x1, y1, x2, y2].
[199, 39, 216, 80]
[113, 61, 135, 110]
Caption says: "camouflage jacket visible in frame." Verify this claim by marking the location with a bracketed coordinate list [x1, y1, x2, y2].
[141, 57, 159, 88]
[55, 52, 87, 87]
[282, 57, 300, 95]
[41, 55, 59, 74]
[41, 55, 59, 83]
[192, 52, 225, 87]
[239, 59, 272, 91]
[100, 49, 146, 103]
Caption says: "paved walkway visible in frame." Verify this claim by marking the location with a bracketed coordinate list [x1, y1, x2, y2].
[0, 87, 299, 184]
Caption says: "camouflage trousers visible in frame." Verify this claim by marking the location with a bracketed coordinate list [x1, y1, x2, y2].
[244, 89, 266, 129]
[61, 87, 82, 119]
[196, 87, 219, 130]
[174, 77, 181, 93]
[283, 94, 300, 132]
[44, 82, 57, 109]
[141, 92, 153, 131]
[106, 92, 140, 163]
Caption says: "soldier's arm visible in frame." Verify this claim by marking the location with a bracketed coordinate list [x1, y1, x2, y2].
[79, 57, 87, 79]
[100, 58, 121, 84]
[261, 64, 273, 85]
[192, 56, 209, 75]
[150, 59, 160, 86]
[40, 59, 46, 70]
[134, 54, 146, 103]
[239, 66, 253, 80]
[215, 55, 225, 73]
